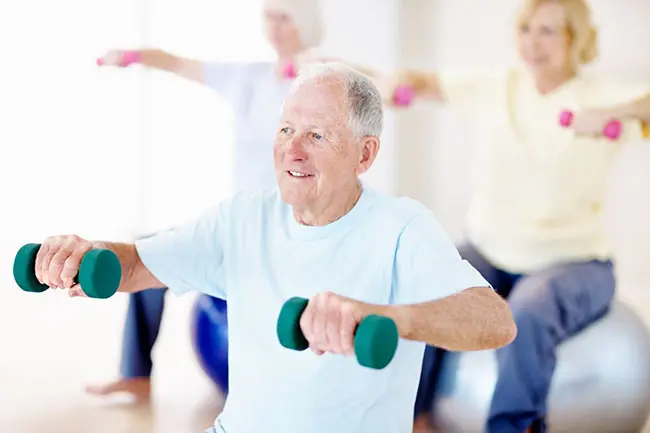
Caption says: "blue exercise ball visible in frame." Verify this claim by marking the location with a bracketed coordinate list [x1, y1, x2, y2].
[191, 294, 229, 394]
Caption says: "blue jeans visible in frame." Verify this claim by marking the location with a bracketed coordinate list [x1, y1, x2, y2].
[119, 287, 167, 378]
[414, 243, 615, 433]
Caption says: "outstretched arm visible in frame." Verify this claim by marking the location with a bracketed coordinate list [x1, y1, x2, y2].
[570, 83, 650, 138]
[365, 286, 516, 351]
[100, 48, 208, 85]
[298, 214, 516, 356]
[34, 203, 231, 299]
[376, 68, 496, 108]
[33, 237, 163, 296]
[392, 70, 447, 102]
[135, 49, 206, 84]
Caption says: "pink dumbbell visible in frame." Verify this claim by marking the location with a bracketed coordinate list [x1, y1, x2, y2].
[393, 86, 414, 106]
[283, 62, 298, 79]
[559, 110, 622, 140]
[96, 51, 142, 68]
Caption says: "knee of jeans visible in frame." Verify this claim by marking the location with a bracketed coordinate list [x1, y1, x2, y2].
[508, 279, 556, 330]
[511, 301, 546, 333]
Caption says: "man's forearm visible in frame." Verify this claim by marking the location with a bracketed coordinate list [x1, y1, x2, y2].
[368, 286, 517, 351]
[92, 242, 163, 293]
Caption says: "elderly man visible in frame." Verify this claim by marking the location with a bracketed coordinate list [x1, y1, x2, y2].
[33, 63, 516, 433]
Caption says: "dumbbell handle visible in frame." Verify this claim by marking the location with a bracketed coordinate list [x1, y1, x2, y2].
[276, 296, 399, 370]
[13, 243, 122, 299]
[559, 110, 622, 140]
[283, 62, 298, 79]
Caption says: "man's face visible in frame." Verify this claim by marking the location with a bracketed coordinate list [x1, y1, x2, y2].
[273, 78, 366, 214]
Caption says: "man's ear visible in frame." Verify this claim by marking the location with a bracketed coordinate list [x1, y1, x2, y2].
[356, 136, 380, 175]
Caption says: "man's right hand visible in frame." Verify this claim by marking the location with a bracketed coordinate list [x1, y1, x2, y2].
[34, 235, 94, 297]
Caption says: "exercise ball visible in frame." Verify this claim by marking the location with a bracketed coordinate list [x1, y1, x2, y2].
[433, 301, 650, 433]
[604, 142, 650, 287]
[190, 295, 229, 394]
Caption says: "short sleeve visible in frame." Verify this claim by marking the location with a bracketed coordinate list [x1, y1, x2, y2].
[135, 200, 231, 299]
[392, 214, 490, 305]
[201, 61, 252, 107]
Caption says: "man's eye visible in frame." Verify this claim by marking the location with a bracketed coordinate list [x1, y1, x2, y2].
[280, 127, 291, 134]
[312, 132, 323, 140]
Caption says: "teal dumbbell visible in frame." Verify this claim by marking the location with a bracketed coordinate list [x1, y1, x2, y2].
[13, 243, 122, 299]
[276, 296, 399, 370]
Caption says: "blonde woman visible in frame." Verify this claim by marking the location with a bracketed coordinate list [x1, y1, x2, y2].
[87, 0, 324, 400]
[388, 1, 650, 432]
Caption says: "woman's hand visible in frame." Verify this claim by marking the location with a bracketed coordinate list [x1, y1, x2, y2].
[570, 109, 617, 136]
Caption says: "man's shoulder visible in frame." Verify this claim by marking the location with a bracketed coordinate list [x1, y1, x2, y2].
[366, 188, 434, 227]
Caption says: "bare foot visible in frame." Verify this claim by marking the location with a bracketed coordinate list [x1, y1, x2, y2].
[85, 377, 151, 401]
[413, 412, 434, 433]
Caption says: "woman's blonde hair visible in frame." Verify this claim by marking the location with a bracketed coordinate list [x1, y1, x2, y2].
[517, 0, 599, 66]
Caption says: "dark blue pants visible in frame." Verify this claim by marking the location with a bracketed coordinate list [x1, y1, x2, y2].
[414, 243, 615, 433]
[119, 287, 168, 378]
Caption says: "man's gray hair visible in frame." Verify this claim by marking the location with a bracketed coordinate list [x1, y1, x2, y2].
[287, 62, 384, 139]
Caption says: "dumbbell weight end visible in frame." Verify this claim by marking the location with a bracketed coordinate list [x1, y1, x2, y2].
[277, 296, 310, 350]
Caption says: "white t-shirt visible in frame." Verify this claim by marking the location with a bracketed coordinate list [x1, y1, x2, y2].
[135, 186, 488, 433]
[202, 61, 292, 193]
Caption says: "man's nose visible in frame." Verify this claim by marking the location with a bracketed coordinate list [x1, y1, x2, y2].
[287, 137, 308, 161]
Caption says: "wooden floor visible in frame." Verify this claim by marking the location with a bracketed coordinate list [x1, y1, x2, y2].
[0, 250, 226, 433]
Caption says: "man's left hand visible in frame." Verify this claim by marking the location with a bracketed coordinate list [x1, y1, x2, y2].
[299, 292, 366, 356]
[570, 109, 617, 136]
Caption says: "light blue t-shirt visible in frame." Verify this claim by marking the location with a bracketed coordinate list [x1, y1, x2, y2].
[203, 61, 292, 192]
[135, 186, 488, 433]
